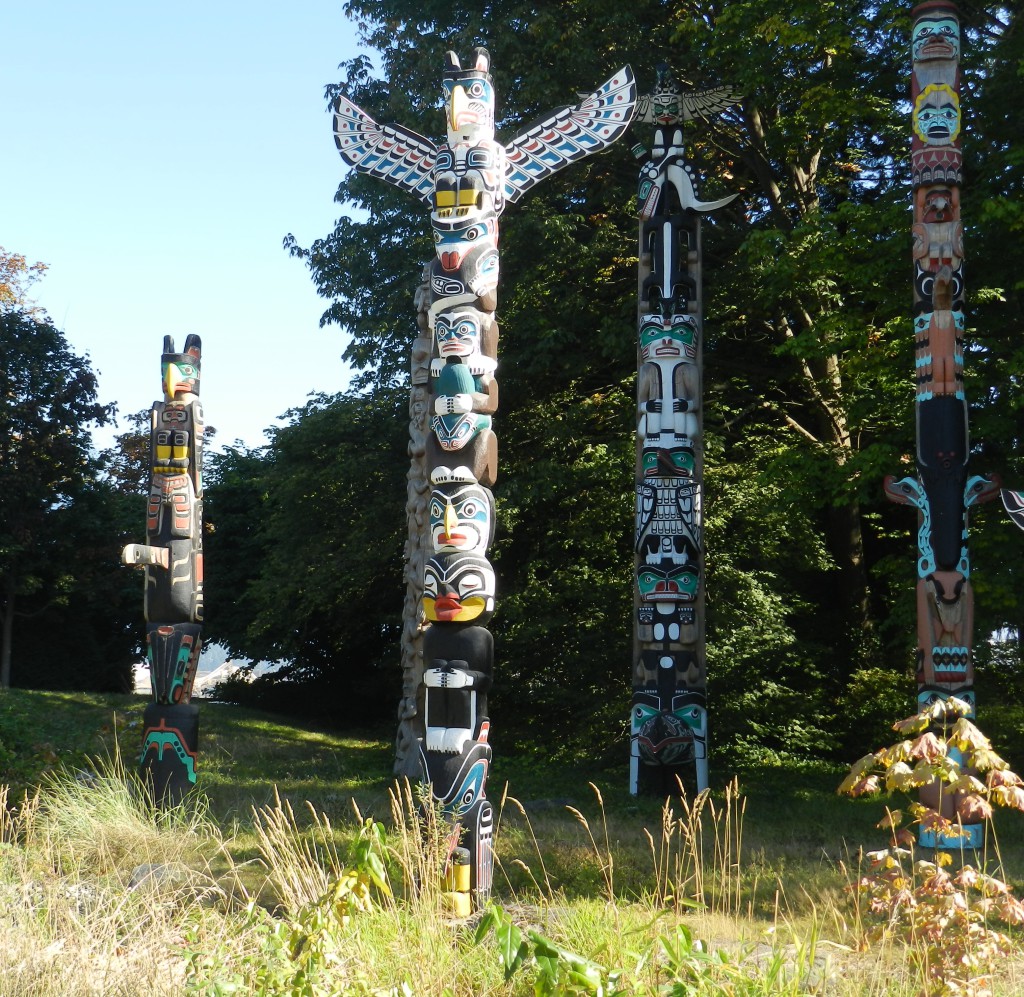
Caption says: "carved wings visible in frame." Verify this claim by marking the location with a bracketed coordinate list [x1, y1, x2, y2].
[333, 66, 638, 207]
[1001, 488, 1024, 530]
[333, 95, 437, 206]
[636, 85, 741, 124]
[504, 67, 637, 204]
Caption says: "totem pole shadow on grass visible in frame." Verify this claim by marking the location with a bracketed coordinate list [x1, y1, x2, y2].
[123, 335, 205, 808]
[883, 1, 1000, 849]
[629, 64, 740, 798]
[333, 49, 637, 909]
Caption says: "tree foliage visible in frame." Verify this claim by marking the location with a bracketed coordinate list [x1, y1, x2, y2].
[0, 306, 135, 691]
[212, 0, 1024, 763]
[203, 391, 410, 723]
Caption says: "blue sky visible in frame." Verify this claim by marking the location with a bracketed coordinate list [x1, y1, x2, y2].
[4, 2, 366, 451]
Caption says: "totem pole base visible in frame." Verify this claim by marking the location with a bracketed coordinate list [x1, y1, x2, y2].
[632, 758, 705, 798]
[919, 824, 983, 851]
[140, 702, 199, 807]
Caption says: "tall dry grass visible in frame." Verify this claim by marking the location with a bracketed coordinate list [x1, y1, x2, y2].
[0, 756, 1020, 994]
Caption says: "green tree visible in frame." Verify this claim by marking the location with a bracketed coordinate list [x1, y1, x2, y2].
[0, 308, 116, 688]
[203, 391, 409, 722]
[278, 0, 1022, 759]
[0, 247, 47, 313]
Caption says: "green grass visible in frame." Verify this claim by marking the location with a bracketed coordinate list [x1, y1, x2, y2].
[0, 686, 1023, 994]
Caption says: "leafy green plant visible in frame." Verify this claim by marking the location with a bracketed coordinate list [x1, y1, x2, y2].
[184, 815, 394, 995]
[839, 695, 1024, 996]
[474, 903, 625, 995]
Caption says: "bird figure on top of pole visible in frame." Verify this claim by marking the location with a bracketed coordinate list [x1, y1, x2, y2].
[629, 63, 739, 797]
[332, 48, 637, 912]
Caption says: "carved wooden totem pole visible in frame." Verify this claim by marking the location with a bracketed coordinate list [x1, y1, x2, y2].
[884, 3, 998, 847]
[123, 335, 205, 805]
[629, 65, 737, 796]
[333, 50, 636, 907]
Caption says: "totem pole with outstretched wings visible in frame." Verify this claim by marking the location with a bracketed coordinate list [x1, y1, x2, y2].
[334, 49, 636, 912]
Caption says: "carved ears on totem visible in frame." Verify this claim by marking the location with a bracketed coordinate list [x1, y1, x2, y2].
[161, 335, 202, 363]
[445, 48, 490, 74]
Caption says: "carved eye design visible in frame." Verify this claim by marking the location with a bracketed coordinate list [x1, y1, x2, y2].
[458, 572, 483, 595]
[463, 226, 482, 242]
[459, 499, 479, 518]
[467, 81, 485, 98]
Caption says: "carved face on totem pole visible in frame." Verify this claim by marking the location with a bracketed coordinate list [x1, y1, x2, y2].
[637, 561, 699, 605]
[423, 551, 496, 624]
[639, 313, 698, 364]
[161, 335, 201, 400]
[640, 445, 696, 478]
[429, 480, 495, 555]
[432, 307, 498, 367]
[442, 48, 495, 146]
[431, 412, 492, 452]
[643, 63, 684, 126]
[914, 85, 960, 148]
[632, 689, 707, 766]
[912, 10, 960, 63]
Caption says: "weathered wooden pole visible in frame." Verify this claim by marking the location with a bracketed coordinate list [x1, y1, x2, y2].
[123, 335, 205, 805]
[333, 51, 636, 908]
[884, 2, 998, 847]
[629, 65, 737, 796]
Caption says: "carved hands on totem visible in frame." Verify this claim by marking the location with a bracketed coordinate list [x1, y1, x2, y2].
[123, 335, 206, 802]
[333, 49, 638, 900]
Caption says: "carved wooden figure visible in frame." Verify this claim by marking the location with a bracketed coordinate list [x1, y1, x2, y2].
[334, 48, 637, 908]
[122, 335, 205, 805]
[885, 2, 998, 849]
[629, 64, 738, 797]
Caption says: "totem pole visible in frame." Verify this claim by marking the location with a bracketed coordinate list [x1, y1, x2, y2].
[123, 336, 205, 806]
[629, 65, 738, 797]
[333, 50, 636, 907]
[884, 3, 998, 848]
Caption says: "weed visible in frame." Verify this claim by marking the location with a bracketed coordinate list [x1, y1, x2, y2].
[840, 695, 1024, 995]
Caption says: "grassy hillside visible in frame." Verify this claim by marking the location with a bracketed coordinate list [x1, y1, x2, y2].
[0, 687, 1022, 994]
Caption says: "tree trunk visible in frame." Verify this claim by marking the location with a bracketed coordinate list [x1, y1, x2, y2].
[826, 497, 872, 636]
[1, 577, 14, 689]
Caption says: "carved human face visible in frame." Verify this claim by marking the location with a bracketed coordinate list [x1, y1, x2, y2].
[423, 552, 496, 623]
[913, 13, 959, 63]
[648, 63, 681, 126]
[641, 445, 695, 478]
[639, 314, 698, 363]
[429, 482, 494, 555]
[918, 686, 975, 718]
[914, 85, 960, 146]
[434, 309, 485, 360]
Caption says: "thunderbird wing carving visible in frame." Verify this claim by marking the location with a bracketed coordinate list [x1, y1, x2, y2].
[333, 95, 437, 205]
[503, 66, 637, 204]
[636, 85, 741, 125]
[1001, 488, 1024, 531]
